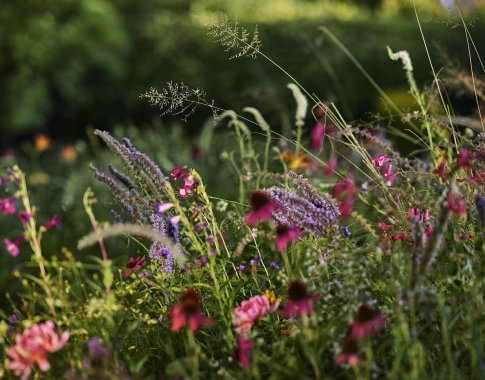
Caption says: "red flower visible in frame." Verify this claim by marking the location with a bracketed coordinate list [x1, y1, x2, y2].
[336, 336, 361, 367]
[377, 222, 394, 232]
[391, 231, 413, 242]
[275, 225, 300, 252]
[281, 280, 319, 318]
[170, 165, 188, 180]
[169, 288, 213, 333]
[406, 207, 428, 223]
[348, 303, 387, 340]
[234, 335, 253, 369]
[122, 256, 145, 277]
[448, 192, 467, 216]
[456, 148, 471, 169]
[244, 191, 277, 226]
[433, 159, 448, 178]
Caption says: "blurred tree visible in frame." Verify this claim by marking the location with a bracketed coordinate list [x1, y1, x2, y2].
[0, 0, 129, 143]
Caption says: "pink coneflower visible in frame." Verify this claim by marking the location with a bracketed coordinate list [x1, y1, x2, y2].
[348, 303, 387, 340]
[456, 148, 471, 169]
[0, 197, 16, 214]
[122, 256, 145, 277]
[335, 336, 361, 367]
[169, 288, 213, 333]
[234, 335, 253, 369]
[310, 122, 326, 151]
[232, 295, 271, 335]
[42, 215, 61, 230]
[18, 211, 32, 225]
[275, 225, 300, 252]
[244, 191, 277, 226]
[448, 192, 467, 216]
[281, 280, 319, 318]
[6, 321, 69, 380]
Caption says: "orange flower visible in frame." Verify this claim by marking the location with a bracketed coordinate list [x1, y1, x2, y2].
[33, 134, 52, 152]
[280, 151, 313, 172]
[60, 145, 77, 162]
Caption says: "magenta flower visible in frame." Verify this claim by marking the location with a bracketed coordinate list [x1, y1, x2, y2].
[169, 288, 213, 332]
[391, 231, 413, 242]
[232, 295, 272, 335]
[275, 225, 300, 252]
[170, 165, 188, 180]
[332, 176, 356, 199]
[335, 336, 361, 367]
[406, 206, 428, 223]
[382, 164, 397, 187]
[122, 256, 146, 277]
[281, 280, 319, 318]
[348, 303, 387, 340]
[234, 335, 253, 369]
[4, 237, 25, 257]
[339, 197, 354, 220]
[6, 321, 69, 380]
[324, 155, 337, 176]
[372, 155, 389, 169]
[18, 211, 32, 226]
[244, 191, 277, 226]
[0, 197, 16, 214]
[448, 192, 467, 216]
[433, 159, 448, 178]
[456, 148, 471, 169]
[310, 123, 326, 150]
[42, 215, 61, 230]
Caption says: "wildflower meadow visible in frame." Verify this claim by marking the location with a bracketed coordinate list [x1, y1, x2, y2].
[1, 2, 485, 379]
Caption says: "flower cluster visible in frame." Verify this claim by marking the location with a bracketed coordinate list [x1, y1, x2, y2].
[6, 321, 69, 380]
[372, 155, 397, 187]
[170, 165, 199, 199]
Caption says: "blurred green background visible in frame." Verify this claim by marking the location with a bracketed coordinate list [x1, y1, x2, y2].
[1, 0, 484, 147]
[1, 0, 485, 303]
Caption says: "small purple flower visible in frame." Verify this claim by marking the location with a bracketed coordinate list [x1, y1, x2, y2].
[341, 226, 351, 238]
[138, 272, 149, 279]
[270, 261, 280, 270]
[209, 248, 216, 255]
[7, 314, 18, 335]
[200, 256, 208, 266]
[206, 235, 214, 245]
[236, 264, 246, 272]
[87, 337, 110, 359]
[166, 216, 179, 243]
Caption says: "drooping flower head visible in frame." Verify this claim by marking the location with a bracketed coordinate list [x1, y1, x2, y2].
[169, 288, 213, 332]
[244, 191, 277, 226]
[281, 280, 319, 318]
[335, 336, 361, 367]
[275, 225, 300, 252]
[122, 256, 146, 277]
[348, 303, 387, 340]
[6, 321, 69, 380]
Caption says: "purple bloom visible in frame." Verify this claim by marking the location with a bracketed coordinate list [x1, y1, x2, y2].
[166, 215, 179, 243]
[237, 264, 246, 272]
[138, 272, 149, 279]
[262, 172, 340, 238]
[206, 235, 214, 245]
[341, 226, 351, 238]
[269, 261, 280, 270]
[42, 215, 62, 230]
[0, 197, 16, 215]
[200, 256, 208, 266]
[7, 314, 18, 335]
[87, 337, 110, 359]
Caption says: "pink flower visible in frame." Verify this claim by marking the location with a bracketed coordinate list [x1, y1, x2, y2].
[42, 215, 61, 230]
[391, 231, 413, 242]
[281, 280, 319, 318]
[169, 288, 213, 332]
[170, 166, 199, 199]
[232, 295, 271, 335]
[324, 155, 337, 176]
[4, 237, 25, 257]
[310, 123, 326, 150]
[348, 304, 387, 340]
[456, 148, 471, 169]
[275, 225, 300, 252]
[332, 176, 356, 199]
[122, 256, 145, 277]
[372, 155, 389, 170]
[234, 335, 253, 369]
[0, 197, 16, 214]
[377, 222, 394, 232]
[244, 191, 277, 226]
[339, 197, 354, 220]
[6, 321, 69, 380]
[336, 336, 361, 367]
[382, 164, 397, 187]
[18, 211, 32, 226]
[155, 202, 174, 214]
[406, 207, 428, 223]
[448, 192, 467, 216]
[170, 165, 188, 180]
